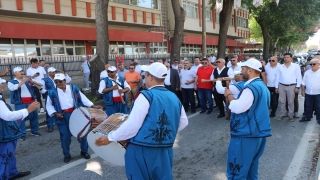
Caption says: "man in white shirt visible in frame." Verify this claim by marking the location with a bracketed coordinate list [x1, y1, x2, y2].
[134, 59, 142, 74]
[224, 59, 271, 180]
[26, 58, 47, 113]
[191, 57, 203, 108]
[8, 67, 42, 140]
[80, 55, 91, 91]
[46, 74, 102, 163]
[300, 58, 320, 123]
[209, 54, 216, 64]
[99, 66, 131, 116]
[180, 60, 196, 113]
[95, 62, 188, 180]
[275, 53, 302, 121]
[41, 67, 72, 132]
[100, 63, 110, 80]
[0, 78, 40, 180]
[210, 58, 235, 118]
[265, 56, 279, 117]
[229, 56, 241, 84]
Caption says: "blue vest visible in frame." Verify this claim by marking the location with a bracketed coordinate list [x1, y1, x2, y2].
[233, 81, 246, 92]
[43, 77, 55, 91]
[102, 77, 127, 105]
[128, 86, 182, 147]
[230, 78, 272, 138]
[9, 79, 36, 105]
[0, 98, 22, 142]
[47, 84, 84, 124]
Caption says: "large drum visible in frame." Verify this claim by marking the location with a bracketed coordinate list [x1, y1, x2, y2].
[87, 113, 129, 166]
[69, 107, 107, 139]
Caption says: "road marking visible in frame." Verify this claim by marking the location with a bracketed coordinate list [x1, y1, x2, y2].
[29, 154, 98, 180]
[29, 112, 200, 179]
[283, 119, 317, 180]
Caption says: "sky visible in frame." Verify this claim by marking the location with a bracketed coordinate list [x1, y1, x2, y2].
[306, 31, 320, 48]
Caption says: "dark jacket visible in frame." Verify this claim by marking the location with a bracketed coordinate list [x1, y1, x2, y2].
[169, 68, 180, 90]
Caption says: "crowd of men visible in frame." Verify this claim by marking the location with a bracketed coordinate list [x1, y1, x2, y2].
[0, 52, 319, 179]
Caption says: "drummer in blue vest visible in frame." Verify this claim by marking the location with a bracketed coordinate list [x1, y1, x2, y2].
[95, 62, 189, 179]
[0, 78, 40, 180]
[224, 59, 272, 180]
[98, 66, 131, 116]
[41, 67, 72, 132]
[46, 73, 102, 163]
[8, 67, 41, 141]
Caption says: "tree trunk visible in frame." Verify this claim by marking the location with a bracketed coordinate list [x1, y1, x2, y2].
[217, 0, 234, 58]
[256, 18, 270, 60]
[170, 0, 186, 62]
[90, 0, 109, 95]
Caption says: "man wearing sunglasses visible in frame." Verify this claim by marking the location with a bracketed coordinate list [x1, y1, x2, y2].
[210, 58, 234, 118]
[99, 66, 131, 115]
[171, 59, 179, 70]
[8, 67, 41, 141]
[46, 73, 102, 163]
[265, 57, 279, 117]
[41, 68, 72, 132]
[300, 58, 320, 123]
[195, 58, 214, 114]
[224, 59, 271, 180]
[124, 65, 140, 111]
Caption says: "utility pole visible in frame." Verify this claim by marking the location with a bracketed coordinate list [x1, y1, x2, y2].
[202, 0, 206, 58]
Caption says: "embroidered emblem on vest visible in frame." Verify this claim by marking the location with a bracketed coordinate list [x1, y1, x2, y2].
[230, 120, 240, 133]
[144, 110, 171, 144]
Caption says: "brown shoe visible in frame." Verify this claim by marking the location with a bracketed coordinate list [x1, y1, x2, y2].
[277, 116, 285, 121]
[289, 116, 294, 122]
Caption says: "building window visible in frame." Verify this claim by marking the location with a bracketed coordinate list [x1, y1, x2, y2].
[206, 45, 217, 54]
[183, 1, 198, 19]
[181, 44, 201, 54]
[113, 0, 158, 9]
[151, 42, 167, 54]
[230, 16, 234, 26]
[205, 7, 212, 21]
[236, 17, 248, 28]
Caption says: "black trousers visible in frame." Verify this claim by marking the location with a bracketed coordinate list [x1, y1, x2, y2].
[267, 87, 279, 115]
[33, 87, 43, 108]
[213, 89, 225, 115]
[195, 89, 200, 106]
[181, 88, 195, 111]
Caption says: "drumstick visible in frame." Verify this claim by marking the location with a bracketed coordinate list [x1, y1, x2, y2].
[201, 77, 234, 83]
[225, 80, 231, 120]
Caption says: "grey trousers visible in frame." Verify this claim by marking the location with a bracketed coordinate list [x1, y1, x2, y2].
[279, 84, 295, 117]
[83, 73, 90, 89]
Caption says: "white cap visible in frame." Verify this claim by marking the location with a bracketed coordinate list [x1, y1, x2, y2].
[239, 58, 262, 72]
[0, 78, 6, 84]
[81, 55, 87, 58]
[13, 67, 23, 73]
[48, 67, 57, 72]
[141, 62, 167, 79]
[108, 66, 117, 71]
[54, 73, 65, 80]
[234, 71, 242, 75]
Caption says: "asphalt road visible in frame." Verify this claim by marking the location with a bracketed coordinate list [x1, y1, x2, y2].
[14, 96, 320, 180]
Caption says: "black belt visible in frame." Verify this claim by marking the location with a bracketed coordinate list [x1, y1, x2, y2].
[280, 83, 297, 86]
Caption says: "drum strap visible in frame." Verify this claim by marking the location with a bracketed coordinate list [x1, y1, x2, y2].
[77, 108, 94, 139]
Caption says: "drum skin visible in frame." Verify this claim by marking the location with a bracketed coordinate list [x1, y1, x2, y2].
[69, 107, 92, 138]
[87, 132, 126, 166]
